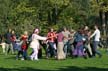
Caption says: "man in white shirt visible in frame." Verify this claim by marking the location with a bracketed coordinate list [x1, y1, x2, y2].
[90, 25, 102, 58]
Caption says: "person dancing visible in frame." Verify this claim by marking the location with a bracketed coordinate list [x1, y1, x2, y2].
[89, 25, 102, 58]
[30, 28, 47, 60]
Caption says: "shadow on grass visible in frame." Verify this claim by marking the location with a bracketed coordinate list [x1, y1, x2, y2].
[59, 66, 108, 71]
[0, 66, 108, 71]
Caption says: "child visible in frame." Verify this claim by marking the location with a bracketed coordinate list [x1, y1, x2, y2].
[20, 31, 28, 60]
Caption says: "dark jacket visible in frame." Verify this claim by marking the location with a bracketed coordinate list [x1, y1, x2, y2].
[5, 32, 12, 44]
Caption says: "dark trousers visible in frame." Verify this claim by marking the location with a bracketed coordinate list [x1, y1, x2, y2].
[22, 50, 27, 60]
[92, 41, 102, 57]
[16, 50, 23, 59]
[48, 42, 56, 57]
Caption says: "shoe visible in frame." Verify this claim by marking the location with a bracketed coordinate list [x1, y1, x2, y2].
[54, 56, 57, 59]
[21, 58, 24, 60]
[34, 59, 39, 61]
[30, 57, 34, 60]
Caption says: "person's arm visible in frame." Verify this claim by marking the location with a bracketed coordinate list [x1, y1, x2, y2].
[47, 33, 55, 39]
[90, 30, 96, 38]
[36, 35, 47, 40]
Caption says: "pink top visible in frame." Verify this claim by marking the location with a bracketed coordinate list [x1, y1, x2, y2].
[57, 32, 64, 42]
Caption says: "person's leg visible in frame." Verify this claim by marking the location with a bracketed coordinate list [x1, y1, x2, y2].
[21, 50, 25, 60]
[92, 41, 96, 57]
[30, 52, 35, 60]
[78, 45, 84, 56]
[67, 41, 71, 56]
[49, 42, 56, 57]
[81, 45, 87, 59]
[46, 45, 50, 58]
[73, 46, 78, 58]
[95, 41, 102, 57]
[71, 44, 74, 56]
[87, 44, 92, 57]
[34, 48, 39, 60]
[12, 42, 17, 53]
[10, 43, 14, 54]
[23, 50, 27, 60]
[16, 50, 23, 59]
[38, 48, 42, 58]
[42, 44, 47, 57]
[53, 43, 57, 57]
[6, 43, 9, 55]
[93, 41, 102, 57]
[63, 42, 68, 57]
[30, 48, 36, 60]
[2, 43, 6, 53]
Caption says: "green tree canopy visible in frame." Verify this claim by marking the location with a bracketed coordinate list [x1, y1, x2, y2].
[0, 0, 108, 34]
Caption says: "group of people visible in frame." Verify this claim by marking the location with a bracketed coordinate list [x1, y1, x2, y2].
[0, 24, 102, 61]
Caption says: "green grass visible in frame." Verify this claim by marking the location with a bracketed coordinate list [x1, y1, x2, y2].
[0, 48, 108, 71]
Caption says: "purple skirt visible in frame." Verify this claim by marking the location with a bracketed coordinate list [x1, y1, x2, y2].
[73, 42, 85, 56]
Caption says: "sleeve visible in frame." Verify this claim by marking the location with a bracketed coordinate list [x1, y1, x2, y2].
[90, 30, 96, 38]
[31, 34, 35, 40]
[36, 35, 47, 40]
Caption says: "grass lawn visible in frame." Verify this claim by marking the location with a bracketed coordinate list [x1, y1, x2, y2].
[0, 48, 108, 71]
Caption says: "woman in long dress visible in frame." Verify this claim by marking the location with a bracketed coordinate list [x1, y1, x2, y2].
[57, 29, 65, 60]
[73, 28, 86, 59]
[30, 28, 47, 60]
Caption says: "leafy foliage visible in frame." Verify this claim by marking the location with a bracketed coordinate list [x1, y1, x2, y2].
[0, 0, 108, 34]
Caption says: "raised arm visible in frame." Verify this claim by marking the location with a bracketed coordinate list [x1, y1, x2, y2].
[90, 30, 96, 38]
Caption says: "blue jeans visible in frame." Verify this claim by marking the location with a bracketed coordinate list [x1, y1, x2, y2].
[63, 41, 69, 56]
[22, 50, 27, 60]
[12, 42, 17, 51]
[48, 42, 56, 57]
[93, 41, 101, 57]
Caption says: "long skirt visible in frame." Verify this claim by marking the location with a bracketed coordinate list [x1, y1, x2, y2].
[57, 42, 65, 59]
[73, 42, 85, 56]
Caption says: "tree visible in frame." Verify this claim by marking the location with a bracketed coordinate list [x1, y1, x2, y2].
[0, 0, 108, 35]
